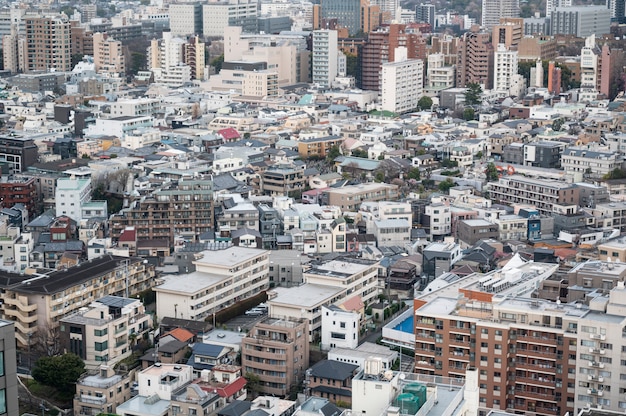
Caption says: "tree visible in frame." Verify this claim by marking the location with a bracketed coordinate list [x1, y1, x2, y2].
[31, 323, 62, 357]
[438, 178, 455, 193]
[351, 148, 368, 159]
[475, 151, 483, 159]
[417, 96, 433, 111]
[211, 54, 224, 73]
[345, 53, 359, 78]
[32, 353, 85, 394]
[603, 168, 626, 180]
[551, 118, 564, 132]
[463, 107, 475, 121]
[407, 167, 421, 180]
[374, 171, 385, 182]
[464, 82, 483, 106]
[245, 372, 261, 398]
[485, 162, 499, 182]
[327, 145, 341, 161]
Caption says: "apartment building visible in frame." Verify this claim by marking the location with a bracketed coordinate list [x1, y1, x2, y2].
[74, 365, 135, 416]
[0, 320, 17, 416]
[154, 247, 269, 322]
[359, 201, 413, 232]
[320, 305, 360, 350]
[110, 179, 214, 244]
[312, 29, 339, 89]
[424, 198, 451, 237]
[0, 255, 156, 347]
[422, 241, 462, 279]
[561, 147, 625, 179]
[457, 219, 499, 247]
[241, 317, 309, 396]
[324, 183, 399, 212]
[0, 135, 38, 173]
[25, 15, 72, 72]
[0, 176, 38, 219]
[414, 256, 571, 415]
[380, 47, 424, 114]
[92, 33, 125, 75]
[217, 203, 259, 241]
[493, 44, 519, 94]
[494, 214, 528, 241]
[169, 3, 203, 37]
[426, 53, 455, 91]
[60, 296, 152, 370]
[488, 175, 579, 215]
[297, 135, 343, 159]
[481, 0, 521, 28]
[260, 164, 306, 197]
[456, 29, 494, 89]
[202, 0, 257, 37]
[587, 201, 626, 233]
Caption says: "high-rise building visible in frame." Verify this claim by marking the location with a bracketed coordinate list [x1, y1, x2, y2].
[360, 24, 426, 91]
[492, 18, 523, 49]
[608, 0, 626, 23]
[92, 32, 125, 75]
[24, 15, 72, 72]
[0, 320, 18, 416]
[381, 46, 424, 114]
[316, 0, 381, 35]
[530, 59, 544, 88]
[202, 0, 257, 38]
[183, 35, 205, 81]
[456, 28, 494, 89]
[370, 0, 400, 24]
[312, 29, 339, 88]
[550, 6, 611, 38]
[169, 3, 203, 37]
[493, 43, 519, 94]
[416, 3, 436, 25]
[481, 0, 520, 29]
[147, 31, 191, 86]
[81, 4, 97, 23]
[2, 24, 26, 74]
[579, 34, 600, 102]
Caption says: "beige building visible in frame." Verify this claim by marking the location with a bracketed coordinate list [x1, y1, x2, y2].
[25, 15, 72, 72]
[92, 32, 125, 75]
[242, 70, 279, 99]
[597, 237, 626, 262]
[60, 296, 153, 370]
[2, 25, 26, 74]
[74, 365, 136, 416]
[0, 255, 156, 347]
[242, 317, 309, 397]
[324, 183, 400, 212]
[154, 246, 269, 321]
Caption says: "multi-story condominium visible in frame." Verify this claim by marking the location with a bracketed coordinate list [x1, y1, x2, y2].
[110, 179, 214, 244]
[320, 305, 360, 350]
[184, 36, 205, 81]
[241, 317, 309, 396]
[456, 29, 494, 89]
[561, 147, 624, 179]
[550, 6, 611, 38]
[422, 240, 462, 279]
[0, 176, 38, 219]
[217, 203, 259, 241]
[60, 296, 152, 369]
[74, 365, 136, 416]
[492, 19, 523, 48]
[0, 320, 17, 416]
[312, 29, 338, 89]
[0, 255, 155, 347]
[457, 219, 499, 247]
[597, 237, 626, 262]
[202, 0, 257, 37]
[481, 0, 520, 28]
[154, 247, 269, 321]
[260, 164, 306, 197]
[545, 0, 571, 17]
[381, 47, 424, 114]
[493, 44, 519, 94]
[147, 31, 191, 86]
[494, 213, 528, 240]
[0, 135, 38, 173]
[92, 33, 125, 75]
[323, 183, 399, 212]
[2, 24, 26, 74]
[84, 116, 153, 138]
[586, 201, 626, 233]
[488, 175, 580, 215]
[268, 257, 379, 341]
[317, 0, 362, 35]
[426, 53, 455, 91]
[109, 99, 161, 118]
[25, 15, 72, 72]
[55, 177, 97, 222]
[372, 219, 411, 247]
[297, 135, 343, 159]
[424, 198, 451, 238]
[169, 3, 203, 37]
[241, 70, 279, 98]
[360, 201, 413, 232]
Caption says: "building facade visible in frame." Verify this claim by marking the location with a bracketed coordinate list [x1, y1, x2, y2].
[25, 15, 72, 72]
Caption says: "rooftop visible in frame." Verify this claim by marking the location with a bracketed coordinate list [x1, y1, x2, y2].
[193, 246, 268, 268]
[268, 284, 343, 308]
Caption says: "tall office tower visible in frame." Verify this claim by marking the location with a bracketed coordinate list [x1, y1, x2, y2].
[92, 32, 125, 75]
[456, 28, 494, 89]
[81, 4, 97, 23]
[493, 43, 518, 94]
[545, 0, 571, 17]
[481, 0, 520, 29]
[319, 0, 361, 34]
[608, 0, 626, 23]
[202, 0, 257, 37]
[381, 46, 424, 114]
[169, 3, 203, 37]
[370, 0, 400, 24]
[147, 31, 191, 86]
[492, 18, 523, 49]
[416, 3, 435, 25]
[183, 35, 206, 81]
[550, 6, 611, 38]
[360, 23, 426, 91]
[24, 15, 72, 72]
[312, 29, 339, 88]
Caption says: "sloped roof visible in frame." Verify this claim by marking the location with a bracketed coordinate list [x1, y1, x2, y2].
[163, 327, 195, 343]
[309, 360, 358, 380]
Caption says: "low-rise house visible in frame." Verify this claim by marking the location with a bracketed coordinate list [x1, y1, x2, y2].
[74, 365, 136, 416]
[307, 360, 359, 406]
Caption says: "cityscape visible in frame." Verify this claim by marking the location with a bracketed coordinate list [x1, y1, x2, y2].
[0, 1, 623, 416]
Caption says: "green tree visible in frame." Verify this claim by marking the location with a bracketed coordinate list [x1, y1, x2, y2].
[417, 96, 433, 111]
[407, 167, 421, 180]
[245, 372, 261, 397]
[438, 178, 455, 193]
[374, 171, 385, 182]
[130, 52, 145, 75]
[441, 159, 458, 168]
[475, 151, 483, 159]
[485, 162, 499, 182]
[464, 82, 483, 106]
[211, 54, 224, 73]
[345, 53, 358, 78]
[463, 107, 475, 121]
[32, 354, 85, 394]
[551, 118, 564, 132]
[351, 148, 368, 158]
[603, 168, 626, 180]
[327, 145, 341, 161]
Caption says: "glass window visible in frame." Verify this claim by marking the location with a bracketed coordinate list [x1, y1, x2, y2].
[0, 388, 6, 414]
[0, 352, 4, 377]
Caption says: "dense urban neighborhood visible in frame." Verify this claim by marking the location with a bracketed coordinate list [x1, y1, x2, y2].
[0, 1, 625, 416]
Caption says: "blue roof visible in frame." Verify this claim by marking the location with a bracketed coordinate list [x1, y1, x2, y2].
[192, 343, 227, 357]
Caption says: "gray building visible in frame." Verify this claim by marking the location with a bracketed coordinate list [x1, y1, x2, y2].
[416, 3, 436, 25]
[502, 142, 524, 165]
[0, 320, 18, 416]
[257, 16, 292, 34]
[8, 72, 66, 93]
[457, 219, 499, 247]
[550, 5, 611, 37]
[268, 250, 310, 287]
[523, 16, 550, 35]
[575, 183, 610, 208]
[320, 0, 362, 35]
[525, 141, 563, 169]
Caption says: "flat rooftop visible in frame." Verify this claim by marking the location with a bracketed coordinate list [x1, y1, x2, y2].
[268, 284, 343, 308]
[309, 259, 377, 278]
[194, 246, 267, 268]
[155, 272, 227, 294]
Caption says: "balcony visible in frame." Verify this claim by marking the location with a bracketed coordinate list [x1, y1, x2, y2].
[589, 347, 605, 354]
[590, 333, 606, 340]
[587, 388, 603, 396]
[589, 361, 604, 368]
[588, 375, 604, 382]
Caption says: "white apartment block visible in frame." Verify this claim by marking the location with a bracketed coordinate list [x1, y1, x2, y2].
[60, 296, 152, 370]
[494, 214, 528, 240]
[312, 29, 338, 89]
[320, 305, 360, 350]
[427, 53, 455, 90]
[425, 197, 451, 237]
[169, 4, 202, 37]
[561, 147, 625, 179]
[154, 247, 270, 321]
[494, 43, 519, 94]
[56, 177, 92, 222]
[202, 0, 257, 37]
[242, 70, 279, 98]
[110, 98, 162, 117]
[381, 47, 423, 114]
[579, 34, 599, 102]
[546, 0, 571, 17]
[360, 201, 413, 232]
[147, 32, 191, 86]
[481, 0, 520, 28]
[85, 116, 153, 138]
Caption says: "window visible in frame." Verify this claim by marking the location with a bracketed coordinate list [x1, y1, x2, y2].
[0, 389, 5, 415]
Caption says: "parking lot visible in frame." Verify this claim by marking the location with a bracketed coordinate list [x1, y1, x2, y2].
[223, 310, 267, 332]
